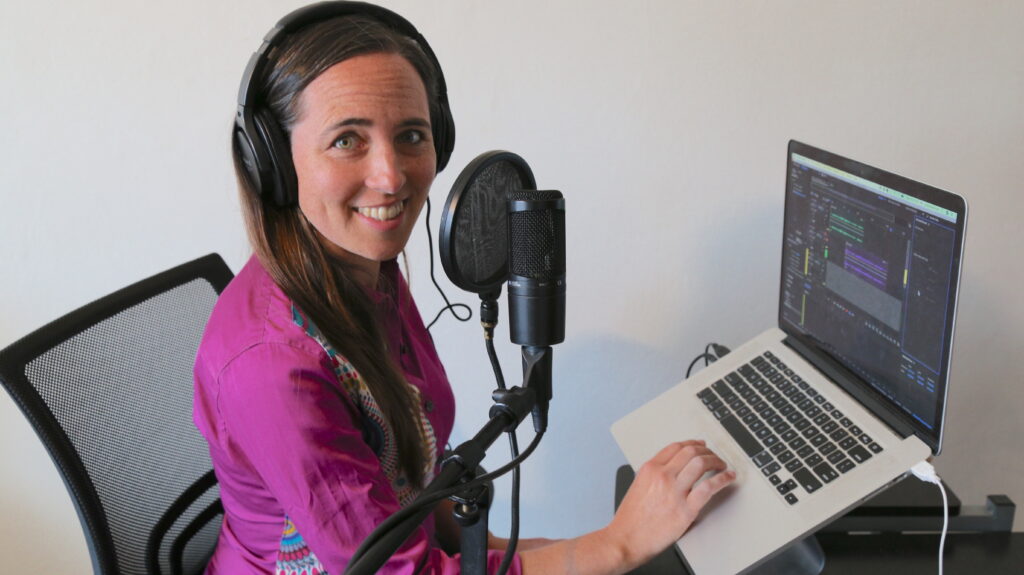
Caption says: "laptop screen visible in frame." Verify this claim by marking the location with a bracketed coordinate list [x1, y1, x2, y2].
[778, 141, 967, 453]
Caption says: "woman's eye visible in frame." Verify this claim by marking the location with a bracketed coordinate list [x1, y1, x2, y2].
[333, 134, 359, 150]
[399, 130, 426, 145]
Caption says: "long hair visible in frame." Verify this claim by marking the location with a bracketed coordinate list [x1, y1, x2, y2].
[234, 15, 441, 488]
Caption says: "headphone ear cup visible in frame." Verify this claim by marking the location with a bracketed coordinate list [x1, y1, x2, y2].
[433, 100, 455, 173]
[234, 114, 273, 199]
[253, 108, 298, 207]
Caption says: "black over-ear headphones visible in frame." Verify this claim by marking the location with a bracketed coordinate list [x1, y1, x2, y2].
[233, 1, 456, 208]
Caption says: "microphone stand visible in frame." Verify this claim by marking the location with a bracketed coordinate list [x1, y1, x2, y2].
[345, 301, 547, 575]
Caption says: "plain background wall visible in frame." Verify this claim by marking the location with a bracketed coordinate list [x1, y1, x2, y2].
[2, 0, 1022, 571]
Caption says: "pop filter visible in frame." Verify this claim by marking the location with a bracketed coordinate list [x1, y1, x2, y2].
[439, 151, 536, 296]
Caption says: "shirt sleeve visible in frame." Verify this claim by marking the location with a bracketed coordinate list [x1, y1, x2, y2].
[216, 341, 521, 575]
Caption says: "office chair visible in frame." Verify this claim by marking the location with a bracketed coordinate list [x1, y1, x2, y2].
[0, 254, 234, 575]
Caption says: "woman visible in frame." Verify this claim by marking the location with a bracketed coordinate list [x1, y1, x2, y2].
[193, 3, 735, 574]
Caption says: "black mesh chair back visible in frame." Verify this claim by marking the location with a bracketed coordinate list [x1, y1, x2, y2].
[0, 254, 234, 575]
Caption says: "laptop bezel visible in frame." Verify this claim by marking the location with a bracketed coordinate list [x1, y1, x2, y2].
[776, 140, 967, 455]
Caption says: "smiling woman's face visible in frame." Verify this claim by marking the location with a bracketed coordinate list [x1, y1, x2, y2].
[289, 51, 436, 283]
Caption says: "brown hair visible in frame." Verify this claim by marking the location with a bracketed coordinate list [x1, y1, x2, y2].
[233, 15, 440, 488]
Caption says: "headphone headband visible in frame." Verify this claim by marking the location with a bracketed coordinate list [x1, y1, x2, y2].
[234, 1, 455, 207]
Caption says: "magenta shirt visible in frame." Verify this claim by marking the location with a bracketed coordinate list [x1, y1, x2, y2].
[193, 256, 521, 574]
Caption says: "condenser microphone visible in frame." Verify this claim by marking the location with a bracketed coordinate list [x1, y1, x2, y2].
[507, 190, 566, 348]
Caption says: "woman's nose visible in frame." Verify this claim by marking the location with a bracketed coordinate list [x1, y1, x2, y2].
[365, 143, 406, 194]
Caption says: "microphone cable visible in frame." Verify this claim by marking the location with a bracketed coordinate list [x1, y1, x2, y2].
[485, 328, 521, 575]
[423, 197, 472, 330]
[686, 342, 731, 378]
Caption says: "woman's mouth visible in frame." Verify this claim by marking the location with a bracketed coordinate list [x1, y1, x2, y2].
[355, 200, 405, 222]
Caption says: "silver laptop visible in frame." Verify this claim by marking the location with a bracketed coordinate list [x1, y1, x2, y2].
[612, 140, 967, 574]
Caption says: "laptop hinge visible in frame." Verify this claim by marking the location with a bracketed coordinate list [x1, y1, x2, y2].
[782, 335, 917, 440]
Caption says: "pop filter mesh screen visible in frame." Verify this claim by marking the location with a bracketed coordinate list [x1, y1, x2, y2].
[453, 160, 527, 286]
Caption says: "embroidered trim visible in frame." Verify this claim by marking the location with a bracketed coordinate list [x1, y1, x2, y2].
[275, 305, 439, 573]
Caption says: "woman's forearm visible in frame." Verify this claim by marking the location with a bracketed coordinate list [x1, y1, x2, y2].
[518, 527, 631, 575]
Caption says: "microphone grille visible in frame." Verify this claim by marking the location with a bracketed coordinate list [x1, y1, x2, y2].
[509, 203, 565, 280]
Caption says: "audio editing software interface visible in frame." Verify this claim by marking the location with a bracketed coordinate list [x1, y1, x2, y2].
[780, 153, 958, 431]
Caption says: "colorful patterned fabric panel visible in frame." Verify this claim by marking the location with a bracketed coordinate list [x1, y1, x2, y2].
[276, 305, 439, 573]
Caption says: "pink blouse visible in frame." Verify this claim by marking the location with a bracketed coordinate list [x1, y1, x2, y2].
[193, 255, 521, 574]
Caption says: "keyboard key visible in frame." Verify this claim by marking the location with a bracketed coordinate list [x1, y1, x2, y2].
[789, 437, 807, 450]
[839, 437, 858, 450]
[802, 427, 820, 440]
[769, 473, 782, 485]
[781, 429, 798, 442]
[849, 425, 862, 435]
[821, 421, 839, 434]
[737, 406, 752, 418]
[813, 462, 840, 484]
[813, 414, 831, 425]
[796, 445, 814, 459]
[777, 479, 797, 495]
[794, 418, 811, 431]
[792, 375, 803, 383]
[785, 459, 804, 473]
[755, 427, 772, 440]
[832, 409, 844, 419]
[819, 442, 837, 455]
[753, 451, 774, 468]
[805, 453, 823, 467]
[822, 402, 834, 411]
[763, 434, 779, 447]
[805, 406, 822, 418]
[868, 442, 883, 454]
[780, 404, 796, 417]
[840, 417, 853, 427]
[826, 450, 846, 464]
[813, 395, 826, 404]
[805, 388, 818, 398]
[810, 434, 828, 447]
[725, 372, 743, 385]
[793, 467, 823, 493]
[767, 415, 784, 427]
[770, 442, 787, 455]
[762, 461, 781, 476]
[713, 407, 731, 420]
[830, 429, 850, 442]
[859, 434, 872, 445]
[847, 445, 872, 464]
[777, 450, 795, 463]
[707, 399, 723, 411]
[720, 415, 764, 457]
[837, 459, 856, 473]
[785, 493, 799, 505]
[712, 380, 729, 395]
[750, 420, 765, 432]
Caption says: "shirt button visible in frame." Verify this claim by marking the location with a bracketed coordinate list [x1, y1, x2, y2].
[424, 400, 435, 413]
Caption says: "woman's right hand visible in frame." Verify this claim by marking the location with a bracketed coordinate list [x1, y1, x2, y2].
[605, 440, 735, 569]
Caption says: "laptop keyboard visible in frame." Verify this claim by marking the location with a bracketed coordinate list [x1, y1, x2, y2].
[697, 351, 884, 506]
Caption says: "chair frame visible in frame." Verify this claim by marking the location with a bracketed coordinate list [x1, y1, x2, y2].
[0, 253, 234, 575]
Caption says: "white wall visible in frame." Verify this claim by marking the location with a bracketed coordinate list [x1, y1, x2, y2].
[2, 0, 1022, 571]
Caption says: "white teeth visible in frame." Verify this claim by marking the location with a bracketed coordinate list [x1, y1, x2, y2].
[357, 202, 405, 221]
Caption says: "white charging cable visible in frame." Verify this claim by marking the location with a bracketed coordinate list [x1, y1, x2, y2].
[910, 461, 948, 575]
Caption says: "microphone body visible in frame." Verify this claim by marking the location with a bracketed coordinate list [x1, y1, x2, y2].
[507, 190, 566, 347]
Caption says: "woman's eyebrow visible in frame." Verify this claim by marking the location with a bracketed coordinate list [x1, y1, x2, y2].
[326, 117, 430, 131]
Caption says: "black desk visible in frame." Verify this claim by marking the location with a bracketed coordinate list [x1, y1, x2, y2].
[614, 466, 1022, 574]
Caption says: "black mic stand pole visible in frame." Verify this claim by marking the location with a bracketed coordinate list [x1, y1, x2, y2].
[345, 360, 541, 575]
